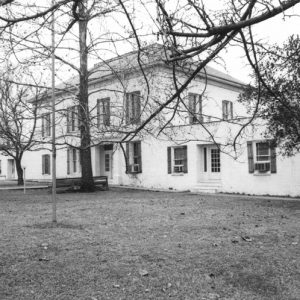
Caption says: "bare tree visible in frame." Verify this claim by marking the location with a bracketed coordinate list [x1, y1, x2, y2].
[1, 0, 300, 188]
[0, 66, 42, 185]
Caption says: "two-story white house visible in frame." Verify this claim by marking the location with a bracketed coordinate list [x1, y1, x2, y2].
[1, 44, 300, 196]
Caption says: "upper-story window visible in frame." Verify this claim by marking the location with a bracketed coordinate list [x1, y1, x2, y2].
[67, 105, 79, 132]
[97, 98, 110, 127]
[125, 91, 141, 124]
[222, 100, 233, 120]
[188, 93, 203, 124]
[42, 113, 51, 137]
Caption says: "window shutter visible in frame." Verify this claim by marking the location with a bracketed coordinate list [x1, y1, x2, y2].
[76, 105, 80, 130]
[97, 99, 100, 128]
[66, 108, 70, 132]
[138, 141, 142, 173]
[106, 99, 111, 126]
[270, 144, 277, 173]
[222, 100, 226, 120]
[230, 101, 233, 119]
[183, 146, 188, 173]
[135, 92, 141, 124]
[199, 95, 203, 123]
[67, 148, 70, 175]
[41, 116, 45, 137]
[247, 142, 254, 173]
[167, 147, 171, 174]
[188, 94, 194, 124]
[46, 155, 50, 175]
[125, 94, 130, 124]
[42, 155, 45, 174]
[125, 143, 130, 173]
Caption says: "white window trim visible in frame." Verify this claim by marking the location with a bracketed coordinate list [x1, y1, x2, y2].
[253, 141, 271, 175]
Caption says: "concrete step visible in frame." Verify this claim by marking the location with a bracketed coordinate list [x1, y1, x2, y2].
[191, 181, 222, 193]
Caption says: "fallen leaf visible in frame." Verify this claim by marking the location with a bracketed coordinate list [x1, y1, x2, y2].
[241, 236, 252, 242]
[139, 269, 149, 277]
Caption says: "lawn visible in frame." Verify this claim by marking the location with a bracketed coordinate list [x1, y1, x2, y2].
[0, 188, 299, 300]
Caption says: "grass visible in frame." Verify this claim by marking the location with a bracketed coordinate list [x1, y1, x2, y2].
[0, 188, 299, 300]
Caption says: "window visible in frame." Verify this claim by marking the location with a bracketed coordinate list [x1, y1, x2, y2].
[97, 98, 110, 126]
[167, 146, 188, 174]
[0, 160, 2, 174]
[211, 148, 220, 172]
[188, 93, 203, 124]
[105, 153, 110, 172]
[67, 106, 79, 132]
[247, 141, 276, 174]
[67, 147, 80, 175]
[125, 91, 141, 124]
[222, 100, 233, 120]
[42, 154, 50, 175]
[126, 141, 142, 173]
[42, 113, 51, 137]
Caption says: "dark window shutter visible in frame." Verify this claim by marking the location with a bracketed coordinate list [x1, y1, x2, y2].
[247, 142, 254, 173]
[135, 92, 141, 124]
[188, 94, 194, 124]
[106, 98, 111, 126]
[270, 144, 277, 173]
[76, 105, 80, 130]
[222, 100, 226, 120]
[167, 147, 172, 174]
[42, 155, 45, 174]
[125, 94, 130, 124]
[126, 143, 130, 173]
[183, 146, 188, 173]
[138, 141, 142, 173]
[199, 95, 203, 123]
[66, 109, 70, 132]
[67, 148, 70, 175]
[41, 116, 45, 137]
[97, 99, 100, 128]
[230, 101, 233, 119]
[46, 155, 50, 175]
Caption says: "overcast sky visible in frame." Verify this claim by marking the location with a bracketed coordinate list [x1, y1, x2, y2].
[218, 4, 300, 83]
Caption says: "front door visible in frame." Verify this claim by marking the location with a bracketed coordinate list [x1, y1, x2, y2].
[103, 150, 113, 179]
[100, 144, 113, 179]
[200, 145, 221, 181]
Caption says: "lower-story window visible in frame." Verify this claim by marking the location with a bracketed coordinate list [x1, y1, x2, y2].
[167, 146, 188, 174]
[247, 140, 276, 174]
[211, 148, 220, 172]
[42, 154, 51, 175]
[126, 141, 142, 173]
[67, 147, 81, 175]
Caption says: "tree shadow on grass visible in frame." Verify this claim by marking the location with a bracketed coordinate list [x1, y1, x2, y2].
[24, 222, 85, 230]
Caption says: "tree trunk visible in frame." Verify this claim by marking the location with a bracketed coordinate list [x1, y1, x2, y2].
[15, 157, 24, 185]
[78, 1, 94, 192]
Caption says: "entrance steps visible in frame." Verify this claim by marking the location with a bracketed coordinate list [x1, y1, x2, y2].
[191, 180, 222, 193]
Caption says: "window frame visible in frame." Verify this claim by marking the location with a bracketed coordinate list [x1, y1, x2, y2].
[188, 93, 203, 124]
[42, 154, 51, 175]
[125, 91, 141, 125]
[167, 146, 188, 174]
[222, 100, 233, 120]
[247, 140, 276, 174]
[97, 98, 110, 127]
[126, 141, 142, 174]
[67, 147, 80, 175]
[41, 113, 51, 137]
[67, 105, 79, 132]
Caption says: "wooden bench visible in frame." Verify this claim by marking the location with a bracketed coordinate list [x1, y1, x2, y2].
[49, 176, 108, 192]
